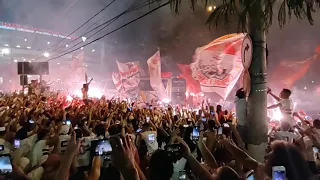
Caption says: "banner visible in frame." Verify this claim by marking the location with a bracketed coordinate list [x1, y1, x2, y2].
[271, 55, 317, 89]
[112, 72, 123, 92]
[115, 61, 140, 96]
[147, 51, 169, 99]
[116, 61, 140, 79]
[191, 33, 245, 99]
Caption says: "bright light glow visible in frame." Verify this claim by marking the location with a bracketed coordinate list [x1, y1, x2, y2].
[207, 6, 213, 12]
[66, 95, 73, 102]
[57, 79, 60, 81]
[23, 59, 26, 61]
[1, 48, 10, 55]
[29, 61, 31, 63]
[57, 62, 60, 65]
[27, 46, 31, 49]
[66, 44, 68, 47]
[312, 81, 314, 83]
[13, 60, 18, 62]
[4, 44, 9, 47]
[47, 42, 50, 44]
[304, 87, 307, 90]
[162, 98, 171, 104]
[85, 64, 88, 67]
[185, 92, 189, 96]
[24, 39, 27, 42]
[16, 45, 20, 48]
[74, 87, 103, 98]
[92, 49, 95, 52]
[43, 52, 50, 57]
[271, 109, 283, 121]
[81, 47, 83, 50]
[82, 36, 87, 42]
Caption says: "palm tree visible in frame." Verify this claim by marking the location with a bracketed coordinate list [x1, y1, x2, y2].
[152, 0, 320, 161]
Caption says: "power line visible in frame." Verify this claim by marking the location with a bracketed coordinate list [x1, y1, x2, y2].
[46, 1, 170, 62]
[32, 0, 117, 59]
[35, 0, 158, 61]
[47, 1, 152, 57]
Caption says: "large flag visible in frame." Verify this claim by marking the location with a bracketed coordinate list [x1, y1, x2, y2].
[114, 61, 140, 96]
[116, 61, 140, 79]
[191, 33, 245, 99]
[271, 55, 317, 89]
[147, 51, 169, 99]
[112, 72, 123, 92]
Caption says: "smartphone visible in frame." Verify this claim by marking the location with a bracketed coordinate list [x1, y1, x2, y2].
[223, 123, 230, 127]
[149, 105, 153, 110]
[218, 126, 223, 135]
[148, 134, 155, 143]
[74, 125, 79, 130]
[146, 116, 150, 123]
[192, 127, 200, 141]
[0, 145, 4, 152]
[65, 120, 71, 126]
[313, 146, 319, 153]
[210, 110, 214, 115]
[14, 139, 20, 149]
[0, 155, 13, 174]
[272, 166, 286, 180]
[179, 171, 187, 180]
[183, 124, 189, 128]
[136, 128, 142, 133]
[29, 119, 34, 124]
[201, 117, 206, 122]
[93, 139, 112, 156]
[128, 107, 132, 111]
[166, 144, 181, 153]
[246, 170, 254, 180]
[305, 116, 312, 121]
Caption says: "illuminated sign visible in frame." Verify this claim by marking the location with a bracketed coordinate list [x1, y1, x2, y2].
[0, 22, 77, 40]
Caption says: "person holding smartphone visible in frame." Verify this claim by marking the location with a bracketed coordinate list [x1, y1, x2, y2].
[57, 125, 71, 155]
[136, 123, 158, 155]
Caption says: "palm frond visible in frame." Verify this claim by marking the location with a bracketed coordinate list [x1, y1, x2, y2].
[205, 0, 248, 32]
[278, 0, 320, 28]
[148, 0, 320, 32]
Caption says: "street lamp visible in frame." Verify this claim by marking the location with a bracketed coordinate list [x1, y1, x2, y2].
[207, 5, 216, 12]
[1, 48, 10, 55]
[44, 52, 50, 57]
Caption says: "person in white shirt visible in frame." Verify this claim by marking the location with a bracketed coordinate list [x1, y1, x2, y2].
[136, 123, 158, 155]
[74, 127, 96, 168]
[268, 88, 295, 126]
[57, 125, 71, 155]
[234, 88, 248, 143]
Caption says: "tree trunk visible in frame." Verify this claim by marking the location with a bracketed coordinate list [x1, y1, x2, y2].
[247, 0, 268, 162]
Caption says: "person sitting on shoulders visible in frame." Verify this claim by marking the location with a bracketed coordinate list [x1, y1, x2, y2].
[268, 88, 295, 127]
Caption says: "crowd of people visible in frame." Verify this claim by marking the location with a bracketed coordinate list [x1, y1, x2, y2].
[0, 87, 319, 180]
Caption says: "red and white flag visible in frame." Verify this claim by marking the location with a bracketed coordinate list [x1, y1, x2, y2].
[147, 51, 169, 99]
[112, 72, 123, 92]
[116, 61, 140, 79]
[191, 33, 245, 99]
[114, 61, 140, 94]
[271, 55, 317, 89]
